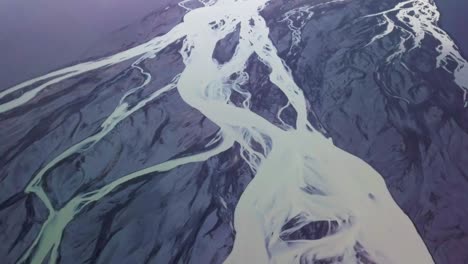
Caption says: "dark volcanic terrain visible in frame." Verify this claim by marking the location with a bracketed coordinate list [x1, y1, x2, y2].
[1, 0, 467, 263]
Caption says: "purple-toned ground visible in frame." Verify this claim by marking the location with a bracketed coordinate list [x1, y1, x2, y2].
[1, 1, 467, 263]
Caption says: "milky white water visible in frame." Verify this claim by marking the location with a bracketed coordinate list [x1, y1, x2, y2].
[279, 0, 346, 57]
[364, 0, 468, 107]
[3, 0, 458, 263]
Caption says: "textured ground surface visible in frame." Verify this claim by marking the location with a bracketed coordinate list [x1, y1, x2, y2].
[0, 0, 467, 263]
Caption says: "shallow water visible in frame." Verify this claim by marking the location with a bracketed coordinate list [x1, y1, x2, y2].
[1, 1, 467, 263]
